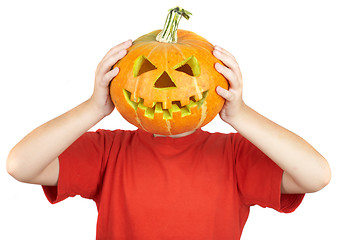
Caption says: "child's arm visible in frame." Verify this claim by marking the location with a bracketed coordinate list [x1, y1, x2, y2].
[213, 46, 331, 194]
[6, 40, 132, 186]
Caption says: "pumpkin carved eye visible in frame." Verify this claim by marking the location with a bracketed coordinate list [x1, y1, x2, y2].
[133, 55, 157, 77]
[173, 55, 200, 77]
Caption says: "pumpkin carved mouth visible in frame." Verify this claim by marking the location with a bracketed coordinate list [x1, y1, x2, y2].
[123, 89, 208, 119]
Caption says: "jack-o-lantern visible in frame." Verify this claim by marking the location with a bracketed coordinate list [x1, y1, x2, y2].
[110, 7, 228, 135]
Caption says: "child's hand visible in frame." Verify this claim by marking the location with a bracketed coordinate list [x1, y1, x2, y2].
[89, 40, 133, 117]
[213, 46, 330, 195]
[213, 46, 246, 125]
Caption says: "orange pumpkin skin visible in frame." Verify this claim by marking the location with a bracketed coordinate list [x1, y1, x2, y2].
[110, 29, 228, 135]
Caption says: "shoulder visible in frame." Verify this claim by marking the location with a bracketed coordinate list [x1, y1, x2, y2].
[199, 129, 241, 149]
[200, 130, 257, 157]
[95, 128, 137, 137]
[200, 129, 239, 143]
[93, 128, 138, 144]
[73, 129, 138, 148]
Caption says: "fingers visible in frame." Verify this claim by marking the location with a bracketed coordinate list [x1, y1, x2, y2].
[96, 39, 132, 78]
[213, 45, 242, 81]
[216, 86, 234, 102]
[213, 45, 243, 91]
[94, 40, 132, 92]
[99, 49, 127, 76]
[213, 47, 241, 77]
[214, 45, 236, 60]
[102, 39, 132, 62]
[102, 67, 119, 87]
[215, 62, 241, 90]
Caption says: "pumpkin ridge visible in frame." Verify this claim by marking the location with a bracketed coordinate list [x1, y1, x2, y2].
[196, 101, 208, 129]
[192, 76, 203, 101]
[171, 44, 186, 59]
[181, 40, 213, 56]
[165, 119, 172, 135]
[128, 39, 158, 56]
[146, 43, 162, 59]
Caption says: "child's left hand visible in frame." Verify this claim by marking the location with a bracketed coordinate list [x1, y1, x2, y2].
[212, 47, 330, 195]
[213, 46, 246, 125]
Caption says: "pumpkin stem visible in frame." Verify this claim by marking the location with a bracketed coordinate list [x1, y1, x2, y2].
[156, 7, 192, 43]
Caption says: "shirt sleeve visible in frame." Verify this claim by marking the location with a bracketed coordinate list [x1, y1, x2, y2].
[42, 129, 114, 204]
[232, 133, 305, 213]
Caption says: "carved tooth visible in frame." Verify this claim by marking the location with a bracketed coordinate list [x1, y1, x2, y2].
[186, 101, 197, 111]
[180, 98, 190, 107]
[143, 98, 156, 108]
[145, 106, 155, 119]
[154, 103, 164, 119]
[155, 102, 163, 113]
[169, 104, 181, 118]
[194, 92, 203, 102]
[181, 106, 191, 117]
[172, 101, 182, 109]
[130, 92, 140, 103]
[162, 101, 172, 110]
[163, 109, 172, 119]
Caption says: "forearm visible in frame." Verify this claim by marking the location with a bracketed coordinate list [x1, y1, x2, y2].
[213, 45, 330, 193]
[7, 99, 104, 181]
[7, 40, 132, 183]
[228, 104, 330, 192]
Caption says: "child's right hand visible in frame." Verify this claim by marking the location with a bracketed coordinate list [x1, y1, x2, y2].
[89, 40, 133, 117]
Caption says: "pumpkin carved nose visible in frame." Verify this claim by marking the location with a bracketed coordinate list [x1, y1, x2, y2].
[154, 71, 177, 89]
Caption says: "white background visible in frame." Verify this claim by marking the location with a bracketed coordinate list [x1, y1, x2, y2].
[1, 0, 336, 239]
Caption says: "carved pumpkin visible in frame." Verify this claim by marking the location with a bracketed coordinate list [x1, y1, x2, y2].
[110, 7, 228, 135]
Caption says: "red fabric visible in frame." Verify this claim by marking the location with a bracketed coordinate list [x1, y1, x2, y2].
[42, 128, 304, 239]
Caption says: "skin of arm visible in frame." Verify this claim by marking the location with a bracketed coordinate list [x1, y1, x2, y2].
[6, 40, 133, 186]
[213, 46, 331, 194]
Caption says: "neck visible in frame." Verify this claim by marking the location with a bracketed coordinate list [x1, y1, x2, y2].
[153, 129, 196, 138]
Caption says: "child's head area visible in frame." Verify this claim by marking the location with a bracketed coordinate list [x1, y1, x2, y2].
[109, 7, 228, 136]
[110, 32, 228, 135]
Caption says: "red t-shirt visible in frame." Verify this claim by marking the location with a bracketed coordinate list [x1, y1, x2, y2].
[43, 128, 304, 239]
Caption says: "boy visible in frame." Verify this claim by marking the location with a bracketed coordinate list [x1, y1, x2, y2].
[7, 39, 331, 239]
